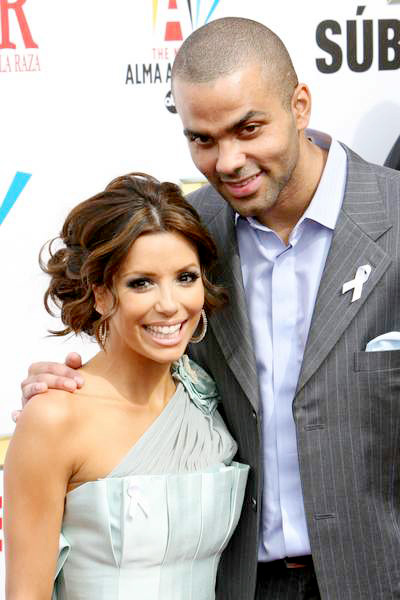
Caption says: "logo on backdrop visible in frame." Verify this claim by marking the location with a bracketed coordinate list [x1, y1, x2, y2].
[316, 5, 400, 73]
[0, 172, 31, 225]
[0, 0, 40, 72]
[152, 0, 222, 41]
[125, 0, 222, 113]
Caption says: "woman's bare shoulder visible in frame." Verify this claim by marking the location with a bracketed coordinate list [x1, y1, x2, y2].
[16, 389, 82, 436]
[5, 390, 85, 483]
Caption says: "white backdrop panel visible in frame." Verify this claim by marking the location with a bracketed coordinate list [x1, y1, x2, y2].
[1, 0, 399, 596]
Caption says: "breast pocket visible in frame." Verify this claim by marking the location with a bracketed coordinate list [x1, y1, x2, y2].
[353, 350, 400, 406]
[354, 349, 400, 372]
[353, 350, 400, 446]
[352, 351, 400, 516]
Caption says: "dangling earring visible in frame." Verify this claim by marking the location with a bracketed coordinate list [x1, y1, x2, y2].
[190, 309, 207, 344]
[98, 321, 108, 347]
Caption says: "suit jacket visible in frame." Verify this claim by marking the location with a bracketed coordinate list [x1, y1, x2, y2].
[187, 145, 400, 599]
[385, 135, 400, 171]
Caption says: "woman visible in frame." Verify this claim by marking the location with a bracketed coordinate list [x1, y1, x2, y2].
[4, 173, 249, 600]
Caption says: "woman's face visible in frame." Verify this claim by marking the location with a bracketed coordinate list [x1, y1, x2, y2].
[95, 231, 205, 365]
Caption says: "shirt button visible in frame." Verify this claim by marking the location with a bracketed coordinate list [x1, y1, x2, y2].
[251, 497, 257, 511]
[252, 409, 257, 420]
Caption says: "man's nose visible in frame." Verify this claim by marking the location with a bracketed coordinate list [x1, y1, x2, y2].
[216, 140, 246, 175]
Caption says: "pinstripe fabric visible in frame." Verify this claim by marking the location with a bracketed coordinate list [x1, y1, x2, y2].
[188, 146, 400, 599]
[188, 192, 261, 598]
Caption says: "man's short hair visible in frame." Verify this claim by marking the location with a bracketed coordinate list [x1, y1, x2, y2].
[172, 17, 298, 108]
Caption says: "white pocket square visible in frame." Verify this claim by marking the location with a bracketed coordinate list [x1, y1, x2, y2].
[365, 332, 400, 352]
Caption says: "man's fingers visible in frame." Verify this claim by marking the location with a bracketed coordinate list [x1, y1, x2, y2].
[20, 380, 48, 401]
[27, 361, 74, 376]
[26, 361, 84, 386]
[65, 352, 83, 370]
[12, 409, 22, 422]
[21, 374, 80, 404]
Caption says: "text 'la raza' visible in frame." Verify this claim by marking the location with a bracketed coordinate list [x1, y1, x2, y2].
[0, 53, 40, 72]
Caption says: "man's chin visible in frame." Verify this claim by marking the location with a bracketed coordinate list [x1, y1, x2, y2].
[216, 188, 256, 212]
[223, 195, 262, 218]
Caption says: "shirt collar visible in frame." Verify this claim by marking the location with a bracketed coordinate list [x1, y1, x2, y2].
[234, 130, 347, 233]
[301, 134, 347, 231]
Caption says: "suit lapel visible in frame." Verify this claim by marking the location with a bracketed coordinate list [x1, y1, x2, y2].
[207, 203, 260, 411]
[296, 146, 392, 394]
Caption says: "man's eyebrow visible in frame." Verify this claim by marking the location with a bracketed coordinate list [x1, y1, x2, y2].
[183, 128, 201, 138]
[231, 110, 267, 131]
[183, 110, 267, 140]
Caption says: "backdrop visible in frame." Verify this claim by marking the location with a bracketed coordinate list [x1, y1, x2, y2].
[1, 0, 399, 594]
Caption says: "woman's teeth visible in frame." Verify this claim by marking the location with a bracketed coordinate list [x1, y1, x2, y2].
[145, 324, 181, 337]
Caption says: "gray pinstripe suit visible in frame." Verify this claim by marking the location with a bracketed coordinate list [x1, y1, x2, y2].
[188, 145, 400, 599]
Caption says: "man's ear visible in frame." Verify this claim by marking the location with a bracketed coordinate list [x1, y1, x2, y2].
[93, 285, 111, 315]
[291, 83, 311, 132]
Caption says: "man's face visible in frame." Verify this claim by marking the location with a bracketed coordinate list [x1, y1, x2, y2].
[173, 64, 308, 224]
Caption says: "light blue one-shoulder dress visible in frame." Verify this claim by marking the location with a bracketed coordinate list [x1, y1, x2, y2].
[53, 356, 249, 600]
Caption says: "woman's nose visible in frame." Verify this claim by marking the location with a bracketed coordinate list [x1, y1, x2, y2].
[155, 286, 179, 315]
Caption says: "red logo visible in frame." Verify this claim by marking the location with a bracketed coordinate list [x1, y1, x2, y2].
[163, 0, 182, 41]
[0, 0, 38, 49]
[0, 0, 40, 72]
[153, 0, 222, 43]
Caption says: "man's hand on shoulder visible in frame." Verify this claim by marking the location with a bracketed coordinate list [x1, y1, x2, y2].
[17, 352, 85, 421]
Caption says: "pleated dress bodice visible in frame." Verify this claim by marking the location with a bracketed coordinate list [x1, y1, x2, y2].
[53, 357, 249, 600]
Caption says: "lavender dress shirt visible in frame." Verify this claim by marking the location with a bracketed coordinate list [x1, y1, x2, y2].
[236, 135, 347, 561]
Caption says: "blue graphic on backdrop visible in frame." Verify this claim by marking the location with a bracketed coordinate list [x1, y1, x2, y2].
[0, 172, 31, 225]
[194, 0, 221, 27]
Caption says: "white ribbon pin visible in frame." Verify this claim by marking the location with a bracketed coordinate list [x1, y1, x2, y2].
[127, 483, 149, 520]
[342, 264, 372, 302]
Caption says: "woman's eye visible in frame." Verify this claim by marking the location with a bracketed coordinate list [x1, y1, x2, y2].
[127, 278, 152, 290]
[179, 271, 200, 284]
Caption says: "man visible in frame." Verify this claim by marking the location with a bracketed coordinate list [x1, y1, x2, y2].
[21, 17, 400, 600]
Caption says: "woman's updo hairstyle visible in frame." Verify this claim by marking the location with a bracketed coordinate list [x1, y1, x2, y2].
[41, 172, 226, 347]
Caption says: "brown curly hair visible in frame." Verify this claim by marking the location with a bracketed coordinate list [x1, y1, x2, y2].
[41, 172, 227, 348]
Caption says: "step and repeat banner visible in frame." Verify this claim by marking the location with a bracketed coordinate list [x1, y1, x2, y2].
[1, 0, 399, 595]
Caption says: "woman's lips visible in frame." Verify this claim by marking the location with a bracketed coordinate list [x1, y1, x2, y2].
[222, 172, 262, 198]
[143, 321, 185, 347]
